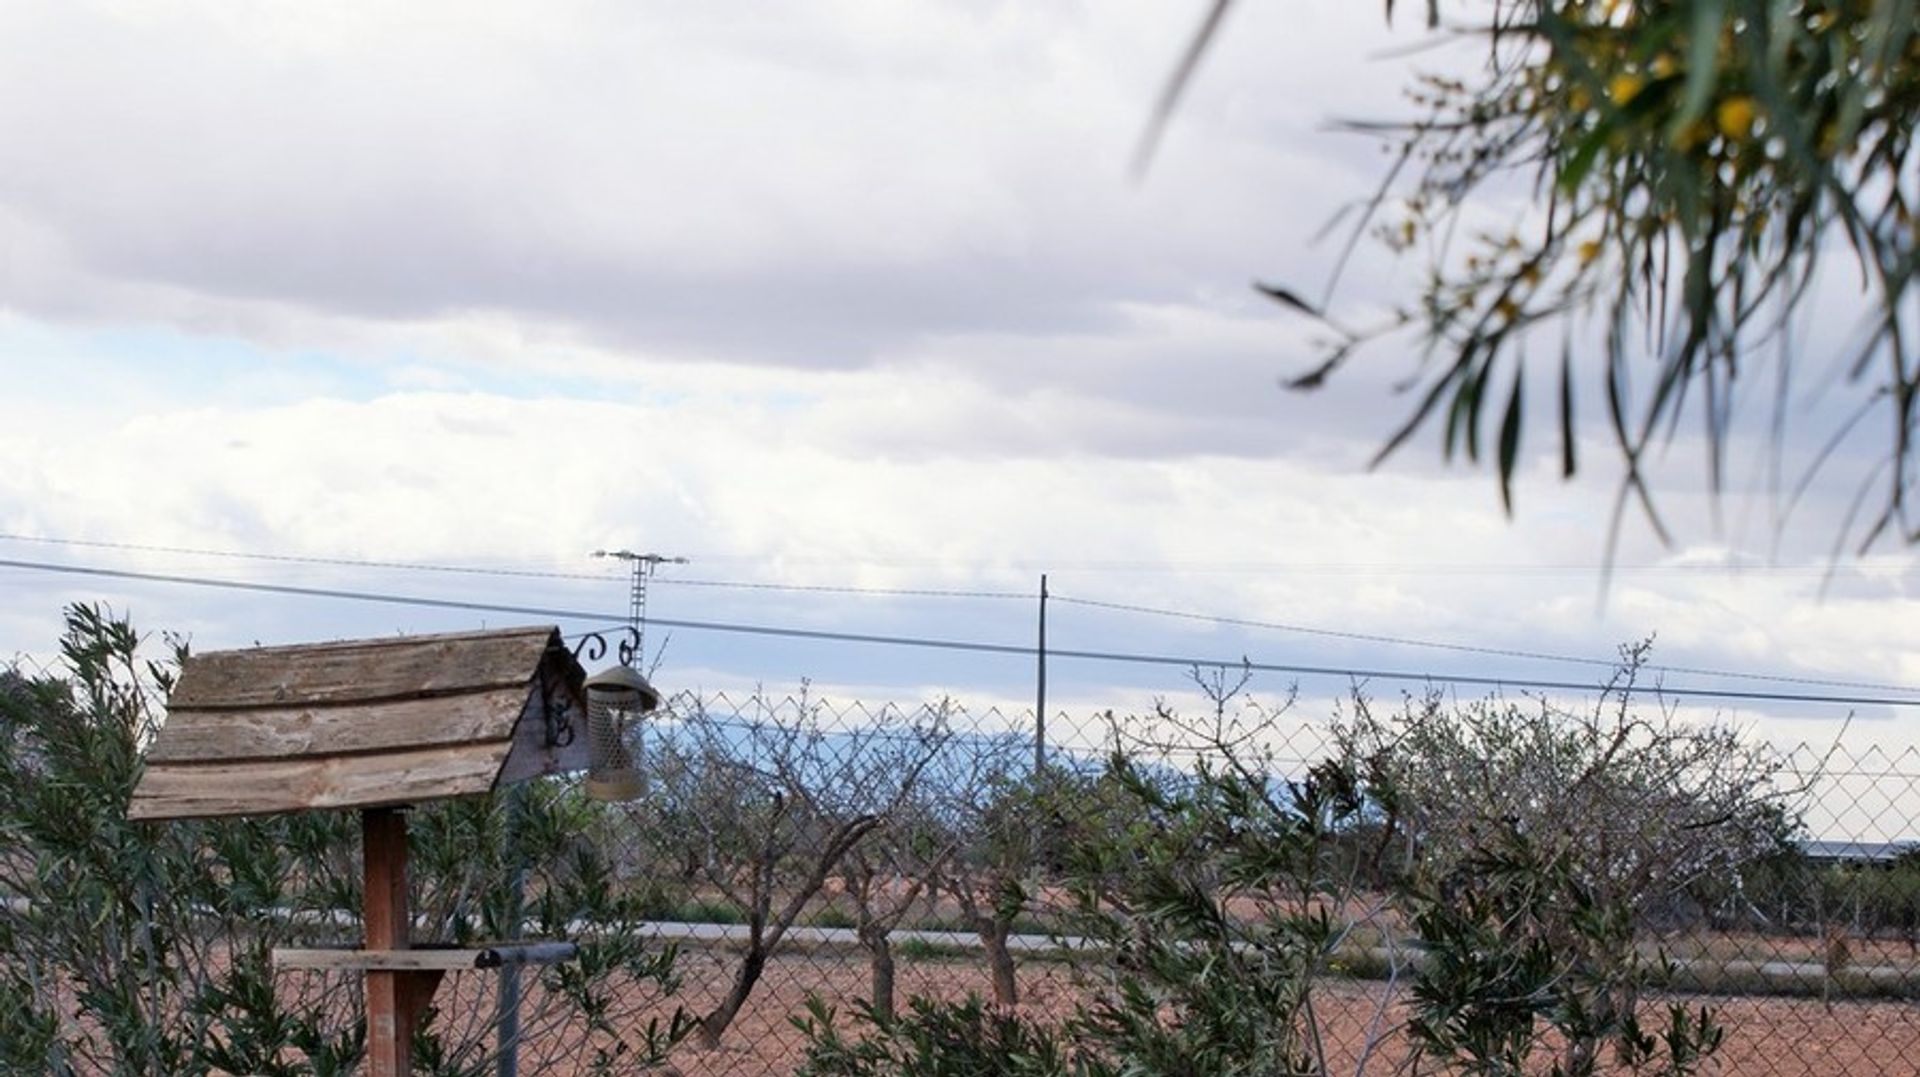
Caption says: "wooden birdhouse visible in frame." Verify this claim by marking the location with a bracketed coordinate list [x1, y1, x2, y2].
[130, 625, 595, 1077]
[130, 625, 590, 819]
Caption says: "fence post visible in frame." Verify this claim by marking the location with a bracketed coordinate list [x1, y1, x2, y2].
[495, 782, 529, 1077]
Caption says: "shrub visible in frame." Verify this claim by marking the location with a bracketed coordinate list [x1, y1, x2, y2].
[0, 605, 684, 1076]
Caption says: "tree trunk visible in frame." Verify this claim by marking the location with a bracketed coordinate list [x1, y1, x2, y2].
[695, 816, 881, 1049]
[697, 944, 768, 1048]
[977, 916, 1018, 1007]
[862, 927, 896, 1022]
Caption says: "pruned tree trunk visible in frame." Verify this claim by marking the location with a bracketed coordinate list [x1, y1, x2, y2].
[697, 945, 768, 1049]
[861, 925, 897, 1022]
[694, 814, 881, 1048]
[977, 916, 1018, 1006]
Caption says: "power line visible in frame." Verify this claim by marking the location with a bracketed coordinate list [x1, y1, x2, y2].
[3, 536, 1910, 696]
[18, 532, 1895, 582]
[662, 578, 1027, 600]
[0, 533, 1028, 600]
[0, 533, 612, 581]
[4, 556, 1914, 710]
[1051, 594, 1920, 696]
[629, 552, 1913, 578]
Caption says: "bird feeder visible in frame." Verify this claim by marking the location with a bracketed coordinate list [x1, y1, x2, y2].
[128, 625, 595, 1077]
[583, 664, 658, 802]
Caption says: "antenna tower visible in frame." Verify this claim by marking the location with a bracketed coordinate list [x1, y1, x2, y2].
[591, 549, 688, 664]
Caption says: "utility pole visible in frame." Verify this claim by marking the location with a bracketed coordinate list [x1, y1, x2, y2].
[1035, 574, 1048, 778]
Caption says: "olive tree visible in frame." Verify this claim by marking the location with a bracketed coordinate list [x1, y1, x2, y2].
[1336, 642, 1797, 1072]
[1337, 642, 1799, 922]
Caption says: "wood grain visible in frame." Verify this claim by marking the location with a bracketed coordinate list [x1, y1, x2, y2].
[147, 686, 530, 764]
[132, 625, 592, 819]
[167, 626, 560, 710]
[128, 741, 510, 820]
[363, 808, 412, 1077]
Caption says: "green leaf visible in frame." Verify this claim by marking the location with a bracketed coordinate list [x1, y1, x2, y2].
[1499, 366, 1524, 515]
[1670, 0, 1727, 135]
[1559, 344, 1577, 479]
[1254, 282, 1322, 318]
[1557, 119, 1614, 193]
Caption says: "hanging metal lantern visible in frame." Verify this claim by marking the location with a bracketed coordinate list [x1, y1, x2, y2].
[583, 665, 659, 802]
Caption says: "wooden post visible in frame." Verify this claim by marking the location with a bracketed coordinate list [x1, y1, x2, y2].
[364, 807, 415, 1077]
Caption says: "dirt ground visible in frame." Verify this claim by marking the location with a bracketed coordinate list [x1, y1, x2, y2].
[467, 946, 1920, 1076]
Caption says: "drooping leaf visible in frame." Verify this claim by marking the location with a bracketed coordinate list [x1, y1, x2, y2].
[1498, 365, 1525, 514]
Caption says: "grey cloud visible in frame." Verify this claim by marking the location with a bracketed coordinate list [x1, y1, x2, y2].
[0, 1, 1394, 368]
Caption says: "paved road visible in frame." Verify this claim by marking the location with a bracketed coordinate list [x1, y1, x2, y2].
[631, 920, 1074, 953]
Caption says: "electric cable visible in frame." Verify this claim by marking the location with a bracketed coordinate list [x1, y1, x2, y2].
[4, 556, 1914, 710]
[0, 533, 1027, 599]
[1051, 594, 1920, 696]
[0, 532, 610, 581]
[10, 531, 1900, 579]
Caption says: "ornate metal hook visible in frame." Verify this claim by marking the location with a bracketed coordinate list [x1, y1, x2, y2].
[571, 626, 642, 669]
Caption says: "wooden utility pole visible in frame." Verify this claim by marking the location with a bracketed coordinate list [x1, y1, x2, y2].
[1035, 574, 1049, 777]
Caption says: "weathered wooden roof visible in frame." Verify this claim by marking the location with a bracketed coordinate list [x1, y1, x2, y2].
[129, 626, 588, 821]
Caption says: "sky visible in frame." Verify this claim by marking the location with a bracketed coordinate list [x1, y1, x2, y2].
[1, 0, 1916, 777]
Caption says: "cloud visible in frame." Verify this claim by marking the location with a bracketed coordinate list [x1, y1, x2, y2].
[1, 380, 1910, 726]
[0, 0, 1911, 750]
[0, 0, 1406, 368]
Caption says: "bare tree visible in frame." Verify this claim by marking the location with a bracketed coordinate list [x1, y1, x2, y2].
[925, 730, 1043, 1008]
[641, 690, 949, 1048]
[840, 783, 956, 1021]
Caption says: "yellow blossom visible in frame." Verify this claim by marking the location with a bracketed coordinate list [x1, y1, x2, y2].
[1610, 72, 1646, 107]
[1716, 95, 1757, 140]
[1578, 240, 1603, 266]
[1650, 53, 1677, 80]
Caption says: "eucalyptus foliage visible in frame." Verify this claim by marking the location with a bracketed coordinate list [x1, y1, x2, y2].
[1178, 0, 1920, 548]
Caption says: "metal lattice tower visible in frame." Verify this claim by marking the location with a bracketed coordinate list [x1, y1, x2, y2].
[592, 549, 687, 663]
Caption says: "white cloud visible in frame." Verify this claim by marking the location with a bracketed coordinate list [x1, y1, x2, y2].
[1, 380, 1909, 720]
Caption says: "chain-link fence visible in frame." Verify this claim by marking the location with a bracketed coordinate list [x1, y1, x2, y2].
[9, 639, 1920, 1075]
[582, 687, 1920, 1076]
